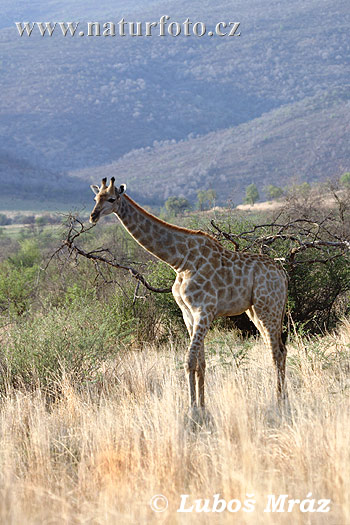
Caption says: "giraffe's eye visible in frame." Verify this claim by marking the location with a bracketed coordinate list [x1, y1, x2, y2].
[107, 198, 116, 203]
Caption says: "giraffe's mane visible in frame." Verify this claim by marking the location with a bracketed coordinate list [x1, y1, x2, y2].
[124, 194, 222, 246]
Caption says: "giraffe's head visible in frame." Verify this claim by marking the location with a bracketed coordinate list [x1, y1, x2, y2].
[89, 177, 126, 223]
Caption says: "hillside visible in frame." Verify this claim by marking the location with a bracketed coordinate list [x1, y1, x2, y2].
[0, 0, 349, 207]
[0, 152, 90, 210]
[73, 89, 350, 204]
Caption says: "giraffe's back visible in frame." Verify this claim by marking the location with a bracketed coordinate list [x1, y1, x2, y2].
[179, 240, 287, 319]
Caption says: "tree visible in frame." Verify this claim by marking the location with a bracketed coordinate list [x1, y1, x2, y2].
[196, 190, 207, 211]
[206, 189, 217, 208]
[264, 184, 284, 200]
[197, 189, 217, 210]
[340, 172, 350, 187]
[244, 183, 259, 205]
[0, 213, 11, 226]
[164, 196, 191, 216]
[290, 181, 311, 197]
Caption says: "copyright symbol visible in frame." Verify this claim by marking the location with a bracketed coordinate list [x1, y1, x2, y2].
[150, 494, 168, 512]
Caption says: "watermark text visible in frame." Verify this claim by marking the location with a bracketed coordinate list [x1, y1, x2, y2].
[149, 493, 332, 514]
[15, 17, 241, 38]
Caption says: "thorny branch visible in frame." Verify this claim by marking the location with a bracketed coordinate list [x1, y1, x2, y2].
[210, 214, 350, 267]
[47, 215, 172, 293]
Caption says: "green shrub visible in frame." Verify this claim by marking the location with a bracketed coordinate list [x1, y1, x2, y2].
[0, 239, 41, 316]
[0, 262, 38, 316]
[106, 265, 184, 347]
[147, 261, 184, 333]
[64, 283, 97, 305]
[8, 238, 40, 268]
[288, 250, 350, 330]
[1, 299, 125, 392]
[340, 172, 350, 187]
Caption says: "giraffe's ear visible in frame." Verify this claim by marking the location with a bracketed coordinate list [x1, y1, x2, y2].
[119, 184, 126, 194]
[90, 185, 100, 195]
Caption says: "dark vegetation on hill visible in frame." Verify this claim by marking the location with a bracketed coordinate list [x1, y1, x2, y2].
[0, 0, 349, 207]
[0, 151, 90, 210]
[75, 89, 350, 205]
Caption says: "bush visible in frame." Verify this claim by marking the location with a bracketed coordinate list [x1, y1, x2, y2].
[0, 240, 41, 316]
[0, 268, 187, 394]
[340, 172, 350, 187]
[192, 187, 350, 333]
[0, 262, 39, 316]
[1, 298, 126, 392]
[147, 261, 184, 334]
[8, 239, 40, 268]
[288, 250, 350, 330]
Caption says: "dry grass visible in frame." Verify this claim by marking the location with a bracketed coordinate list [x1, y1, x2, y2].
[235, 201, 284, 212]
[0, 323, 350, 524]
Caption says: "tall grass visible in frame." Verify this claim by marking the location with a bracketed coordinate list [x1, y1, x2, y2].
[0, 322, 349, 524]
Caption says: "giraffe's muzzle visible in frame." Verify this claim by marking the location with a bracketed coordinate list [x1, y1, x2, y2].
[89, 211, 100, 224]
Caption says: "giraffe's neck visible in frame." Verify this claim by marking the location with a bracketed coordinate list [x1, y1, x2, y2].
[115, 195, 190, 271]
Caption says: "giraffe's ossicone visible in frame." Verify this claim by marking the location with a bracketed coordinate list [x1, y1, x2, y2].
[90, 178, 288, 411]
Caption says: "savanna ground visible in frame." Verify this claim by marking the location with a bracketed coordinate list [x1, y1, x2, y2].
[1, 325, 349, 524]
[0, 188, 350, 524]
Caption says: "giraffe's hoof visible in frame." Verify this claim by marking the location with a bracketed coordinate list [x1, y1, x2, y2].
[265, 394, 292, 427]
[277, 393, 291, 418]
[184, 407, 216, 433]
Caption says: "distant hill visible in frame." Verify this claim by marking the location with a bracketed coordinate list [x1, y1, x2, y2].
[0, 152, 90, 210]
[73, 89, 350, 204]
[0, 0, 349, 207]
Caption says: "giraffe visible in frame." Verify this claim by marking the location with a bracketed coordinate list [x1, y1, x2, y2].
[90, 177, 288, 412]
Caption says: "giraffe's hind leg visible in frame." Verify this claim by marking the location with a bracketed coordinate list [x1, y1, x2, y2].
[248, 304, 287, 402]
[186, 321, 206, 409]
[246, 306, 267, 339]
[196, 343, 206, 408]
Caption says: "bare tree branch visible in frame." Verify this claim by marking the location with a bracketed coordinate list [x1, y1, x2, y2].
[210, 215, 350, 267]
[210, 220, 239, 250]
[47, 215, 173, 293]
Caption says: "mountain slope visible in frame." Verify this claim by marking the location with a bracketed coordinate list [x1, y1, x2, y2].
[72, 89, 350, 204]
[0, 152, 90, 210]
[0, 0, 349, 174]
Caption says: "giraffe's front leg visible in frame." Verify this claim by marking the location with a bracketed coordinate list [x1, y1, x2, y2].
[185, 312, 213, 410]
[186, 342, 198, 408]
[185, 324, 215, 431]
[197, 345, 206, 408]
